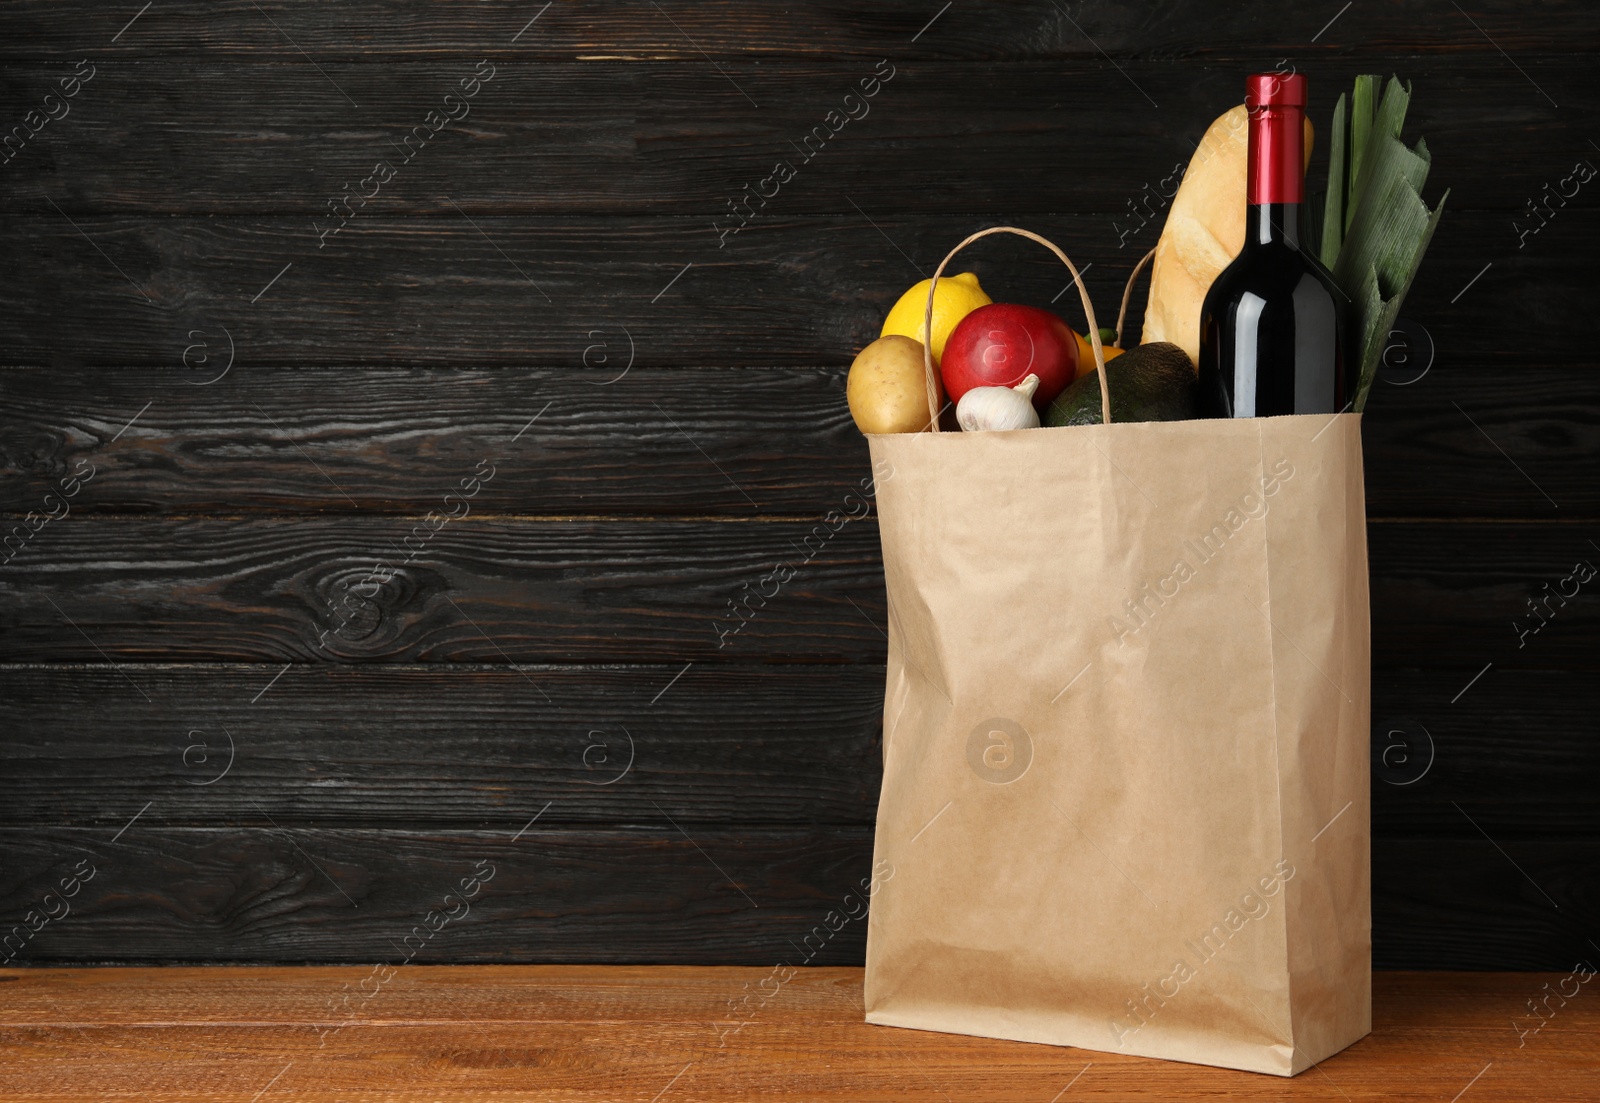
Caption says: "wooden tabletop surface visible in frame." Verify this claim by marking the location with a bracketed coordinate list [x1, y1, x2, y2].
[2, 966, 1595, 1101]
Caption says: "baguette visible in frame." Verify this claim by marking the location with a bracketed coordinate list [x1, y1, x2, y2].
[1142, 106, 1313, 368]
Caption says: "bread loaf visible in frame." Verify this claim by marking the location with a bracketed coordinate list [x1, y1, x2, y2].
[1141, 107, 1313, 368]
[1140, 105, 1249, 367]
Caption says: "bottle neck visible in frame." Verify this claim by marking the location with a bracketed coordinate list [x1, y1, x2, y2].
[1245, 100, 1305, 248]
[1247, 202, 1302, 248]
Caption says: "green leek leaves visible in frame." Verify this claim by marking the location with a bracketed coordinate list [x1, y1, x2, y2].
[1319, 75, 1448, 411]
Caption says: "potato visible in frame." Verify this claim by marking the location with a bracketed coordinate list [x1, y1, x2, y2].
[847, 335, 942, 434]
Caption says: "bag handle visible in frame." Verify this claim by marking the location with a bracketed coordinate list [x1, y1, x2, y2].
[922, 227, 1111, 430]
[1115, 246, 1158, 351]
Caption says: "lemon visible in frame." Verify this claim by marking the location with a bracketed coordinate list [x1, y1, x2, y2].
[880, 272, 991, 366]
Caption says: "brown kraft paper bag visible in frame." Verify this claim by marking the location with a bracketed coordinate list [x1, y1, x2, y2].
[861, 228, 1371, 1077]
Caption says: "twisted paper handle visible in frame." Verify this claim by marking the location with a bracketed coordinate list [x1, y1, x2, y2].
[921, 227, 1112, 430]
[1116, 246, 1158, 350]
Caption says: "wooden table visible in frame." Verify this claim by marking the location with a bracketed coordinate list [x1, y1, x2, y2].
[2, 966, 1595, 1100]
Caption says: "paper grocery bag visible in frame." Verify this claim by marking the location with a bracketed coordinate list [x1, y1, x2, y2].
[860, 228, 1371, 1077]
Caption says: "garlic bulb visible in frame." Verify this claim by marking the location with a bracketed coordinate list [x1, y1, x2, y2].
[956, 374, 1042, 432]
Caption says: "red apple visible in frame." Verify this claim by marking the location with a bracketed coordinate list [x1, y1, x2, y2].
[940, 303, 1080, 410]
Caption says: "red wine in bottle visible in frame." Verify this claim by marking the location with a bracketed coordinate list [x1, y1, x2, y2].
[1198, 73, 1350, 418]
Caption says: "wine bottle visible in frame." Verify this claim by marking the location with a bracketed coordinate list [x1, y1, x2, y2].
[1197, 73, 1350, 418]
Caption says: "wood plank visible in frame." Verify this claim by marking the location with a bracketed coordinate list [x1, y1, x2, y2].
[0, 826, 876, 966]
[1, 518, 1595, 667]
[2, 57, 1581, 216]
[1366, 524, 1600, 671]
[0, 1021, 1594, 1102]
[0, 965, 1589, 1033]
[0, 969, 1595, 1101]
[0, 664, 1595, 834]
[1358, 366, 1600, 519]
[0, 210, 1575, 368]
[0, 828, 1595, 969]
[0, 516, 889, 663]
[0, 0, 1590, 59]
[3, 364, 1596, 520]
[0, 367, 865, 517]
[1370, 669, 1600, 834]
[1374, 840, 1600, 970]
[0, 663, 884, 826]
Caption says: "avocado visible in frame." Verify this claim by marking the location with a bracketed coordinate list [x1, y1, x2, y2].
[1044, 341, 1200, 427]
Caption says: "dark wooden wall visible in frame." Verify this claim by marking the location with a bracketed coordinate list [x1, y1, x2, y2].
[1, 1, 1595, 969]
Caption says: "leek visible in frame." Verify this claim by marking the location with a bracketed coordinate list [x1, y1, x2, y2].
[1319, 74, 1447, 410]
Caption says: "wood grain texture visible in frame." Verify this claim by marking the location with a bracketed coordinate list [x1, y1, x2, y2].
[1369, 668, 1600, 835]
[0, 968, 1596, 1101]
[1357, 368, 1600, 519]
[0, 515, 889, 662]
[0, 210, 1574, 368]
[0, 965, 1585, 1031]
[0, 663, 884, 826]
[1, 518, 1595, 666]
[0, 0, 1590, 58]
[0, 826, 876, 966]
[0, 665, 1596, 835]
[1373, 840, 1600, 970]
[3, 365, 1597, 520]
[1, 58, 1578, 216]
[1, 0, 1594, 975]
[0, 827, 1594, 968]
[0, 367, 865, 517]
